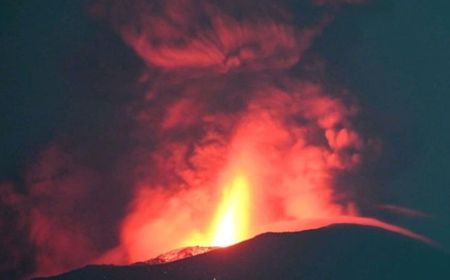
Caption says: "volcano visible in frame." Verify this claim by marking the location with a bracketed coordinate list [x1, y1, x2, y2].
[37, 224, 450, 280]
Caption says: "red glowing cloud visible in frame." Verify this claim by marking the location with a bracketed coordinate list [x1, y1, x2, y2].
[96, 0, 326, 72]
[106, 76, 379, 262]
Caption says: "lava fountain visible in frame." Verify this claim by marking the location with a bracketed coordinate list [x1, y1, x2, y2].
[210, 175, 251, 247]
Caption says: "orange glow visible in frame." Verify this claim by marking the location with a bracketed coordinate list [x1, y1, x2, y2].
[209, 175, 250, 247]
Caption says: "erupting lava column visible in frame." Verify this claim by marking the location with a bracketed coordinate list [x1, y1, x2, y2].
[210, 175, 251, 247]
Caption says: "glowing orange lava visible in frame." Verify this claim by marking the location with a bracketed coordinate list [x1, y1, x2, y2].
[209, 175, 250, 247]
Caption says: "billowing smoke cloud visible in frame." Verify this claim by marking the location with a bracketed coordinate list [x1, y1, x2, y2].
[91, 0, 378, 264]
[1, 0, 408, 278]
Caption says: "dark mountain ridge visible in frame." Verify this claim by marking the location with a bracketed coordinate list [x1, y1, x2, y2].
[39, 224, 450, 280]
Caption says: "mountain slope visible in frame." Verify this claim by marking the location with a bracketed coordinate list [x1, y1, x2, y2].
[39, 224, 450, 280]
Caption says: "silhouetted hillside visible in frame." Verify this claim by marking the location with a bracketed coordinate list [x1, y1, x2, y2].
[39, 224, 450, 280]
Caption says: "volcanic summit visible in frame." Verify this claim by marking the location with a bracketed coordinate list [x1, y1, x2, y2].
[39, 224, 450, 280]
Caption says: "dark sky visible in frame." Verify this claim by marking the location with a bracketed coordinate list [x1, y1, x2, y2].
[1, 0, 450, 277]
[320, 0, 450, 249]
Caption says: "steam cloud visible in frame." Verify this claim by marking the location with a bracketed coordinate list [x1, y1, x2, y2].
[0, 0, 393, 278]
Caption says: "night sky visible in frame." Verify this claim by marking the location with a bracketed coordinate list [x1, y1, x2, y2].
[320, 0, 450, 249]
[1, 0, 450, 278]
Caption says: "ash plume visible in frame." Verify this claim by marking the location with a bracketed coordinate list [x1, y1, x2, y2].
[93, 0, 378, 264]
